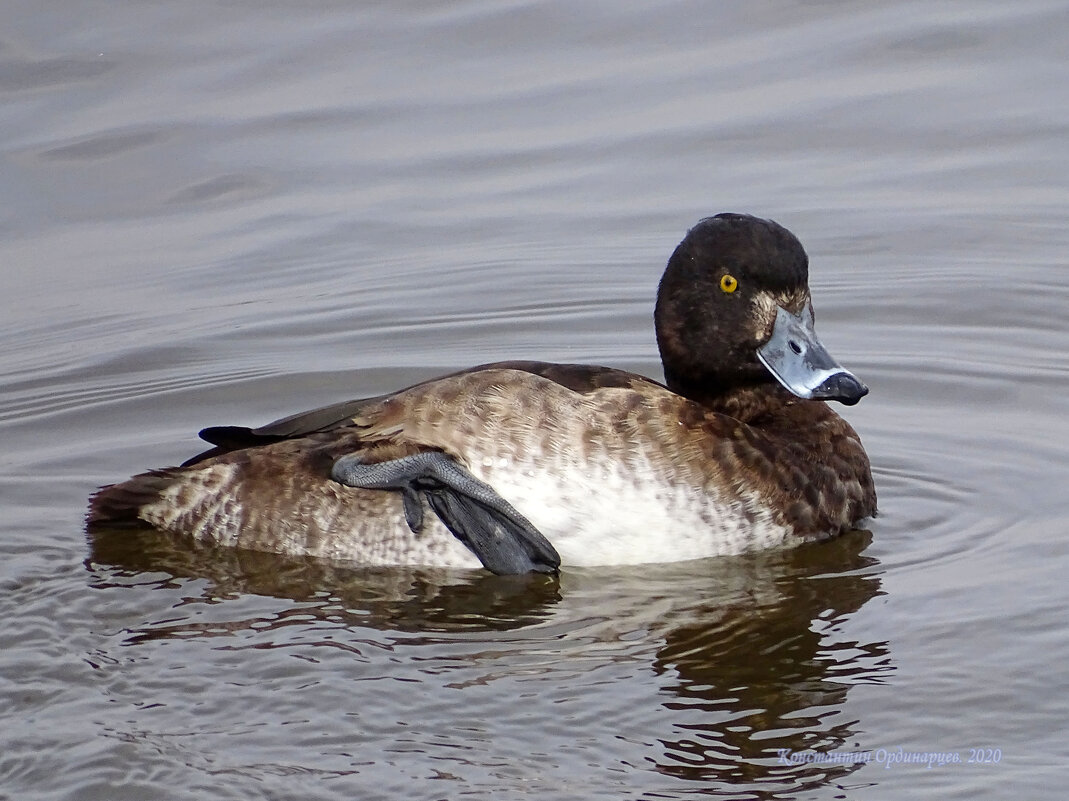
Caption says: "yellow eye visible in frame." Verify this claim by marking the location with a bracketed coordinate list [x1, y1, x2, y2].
[719, 274, 738, 293]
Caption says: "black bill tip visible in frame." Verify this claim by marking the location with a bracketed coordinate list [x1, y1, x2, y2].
[813, 372, 869, 406]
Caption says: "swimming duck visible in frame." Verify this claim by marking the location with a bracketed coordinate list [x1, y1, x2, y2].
[88, 213, 876, 574]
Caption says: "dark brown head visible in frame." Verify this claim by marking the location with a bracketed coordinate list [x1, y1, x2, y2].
[654, 213, 867, 407]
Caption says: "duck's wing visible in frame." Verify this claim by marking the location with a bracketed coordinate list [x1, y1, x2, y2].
[184, 395, 388, 465]
[185, 360, 664, 465]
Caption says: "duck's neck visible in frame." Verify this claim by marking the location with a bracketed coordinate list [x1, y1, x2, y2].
[664, 370, 798, 423]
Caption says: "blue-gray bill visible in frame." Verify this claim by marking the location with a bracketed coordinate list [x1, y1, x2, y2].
[756, 303, 868, 406]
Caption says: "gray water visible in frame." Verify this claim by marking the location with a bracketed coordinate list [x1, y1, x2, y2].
[2, 2, 1068, 798]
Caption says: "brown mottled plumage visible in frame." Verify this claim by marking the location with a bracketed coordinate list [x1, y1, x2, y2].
[88, 214, 876, 572]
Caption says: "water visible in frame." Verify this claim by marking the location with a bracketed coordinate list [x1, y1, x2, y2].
[2, 1, 1067, 798]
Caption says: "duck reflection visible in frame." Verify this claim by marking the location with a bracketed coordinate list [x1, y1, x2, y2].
[639, 531, 886, 792]
[87, 526, 562, 634]
[87, 526, 885, 797]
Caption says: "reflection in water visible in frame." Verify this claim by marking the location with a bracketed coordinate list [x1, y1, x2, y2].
[87, 526, 887, 798]
[642, 532, 889, 794]
[87, 526, 562, 635]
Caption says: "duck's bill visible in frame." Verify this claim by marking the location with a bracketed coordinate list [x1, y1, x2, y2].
[756, 303, 868, 405]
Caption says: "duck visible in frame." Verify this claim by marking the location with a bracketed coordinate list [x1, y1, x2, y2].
[87, 213, 876, 575]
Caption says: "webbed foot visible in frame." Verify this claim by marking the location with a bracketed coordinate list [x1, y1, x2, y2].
[332, 451, 560, 575]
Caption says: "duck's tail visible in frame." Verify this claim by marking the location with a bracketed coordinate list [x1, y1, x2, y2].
[86, 470, 181, 528]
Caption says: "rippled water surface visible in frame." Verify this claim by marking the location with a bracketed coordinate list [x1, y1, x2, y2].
[3, 2, 1067, 798]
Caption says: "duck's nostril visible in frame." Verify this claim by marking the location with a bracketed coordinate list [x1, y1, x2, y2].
[788, 340, 802, 355]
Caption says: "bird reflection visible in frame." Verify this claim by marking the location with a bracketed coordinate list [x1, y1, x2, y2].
[86, 525, 561, 635]
[87, 526, 886, 797]
[641, 531, 887, 793]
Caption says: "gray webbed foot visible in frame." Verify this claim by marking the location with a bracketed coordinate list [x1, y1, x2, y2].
[331, 451, 560, 575]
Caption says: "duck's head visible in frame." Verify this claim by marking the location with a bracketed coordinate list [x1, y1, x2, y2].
[654, 213, 867, 408]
